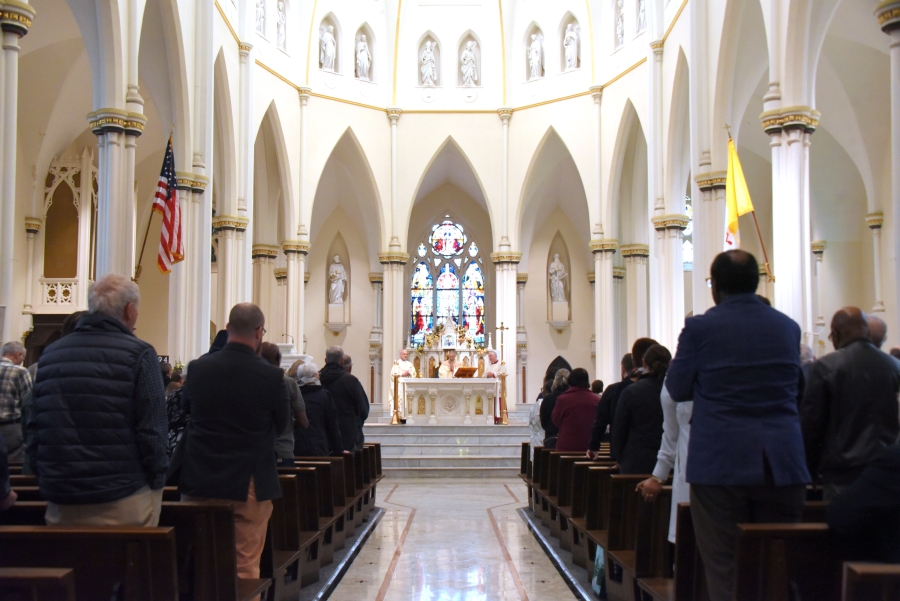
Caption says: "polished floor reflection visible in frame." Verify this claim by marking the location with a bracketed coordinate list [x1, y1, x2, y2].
[331, 478, 577, 601]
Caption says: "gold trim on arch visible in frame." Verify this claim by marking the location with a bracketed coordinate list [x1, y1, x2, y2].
[214, 0, 240, 47]
[305, 0, 319, 85]
[392, 0, 404, 105]
[584, 0, 595, 82]
[498, 0, 507, 106]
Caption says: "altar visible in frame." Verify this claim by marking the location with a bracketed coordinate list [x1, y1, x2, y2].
[397, 377, 500, 425]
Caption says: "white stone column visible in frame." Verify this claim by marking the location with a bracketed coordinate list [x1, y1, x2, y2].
[762, 110, 817, 341]
[491, 253, 519, 410]
[77, 148, 94, 308]
[515, 274, 527, 404]
[0, 5, 34, 341]
[213, 216, 247, 326]
[877, 4, 900, 317]
[613, 267, 626, 360]
[811, 241, 826, 354]
[380, 253, 408, 411]
[236, 43, 254, 302]
[369, 273, 384, 407]
[621, 244, 649, 344]
[498, 109, 513, 251]
[867, 213, 886, 313]
[23, 218, 40, 315]
[251, 245, 277, 315]
[296, 89, 311, 350]
[591, 239, 618, 384]
[650, 216, 688, 350]
[167, 185, 191, 363]
[387, 109, 402, 251]
[694, 175, 726, 314]
[281, 241, 307, 351]
[185, 177, 210, 359]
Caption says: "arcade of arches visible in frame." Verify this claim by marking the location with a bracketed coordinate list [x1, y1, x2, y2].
[5, 0, 898, 408]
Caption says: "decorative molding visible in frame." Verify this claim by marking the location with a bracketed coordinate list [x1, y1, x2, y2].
[613, 267, 626, 280]
[490, 252, 522, 264]
[650, 41, 664, 50]
[251, 244, 279, 259]
[304, 272, 311, 284]
[590, 239, 618, 254]
[516, 274, 528, 284]
[498, 108, 513, 122]
[378, 252, 409, 265]
[652, 214, 690, 231]
[212, 215, 249, 231]
[589, 85, 603, 102]
[273, 268, 287, 280]
[866, 212, 884, 229]
[281, 240, 310, 255]
[24, 217, 41, 234]
[760, 106, 820, 134]
[387, 107, 402, 123]
[0, 0, 35, 36]
[876, 1, 900, 32]
[175, 172, 208, 192]
[239, 43, 252, 53]
[587, 272, 595, 284]
[298, 86, 312, 104]
[695, 171, 727, 191]
[620, 243, 650, 257]
[87, 108, 146, 137]
[811, 240, 826, 255]
[369, 273, 384, 284]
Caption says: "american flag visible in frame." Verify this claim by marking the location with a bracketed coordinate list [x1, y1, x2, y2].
[152, 137, 184, 273]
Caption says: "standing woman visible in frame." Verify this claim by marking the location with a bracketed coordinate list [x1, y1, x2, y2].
[611, 344, 671, 474]
[539, 369, 569, 449]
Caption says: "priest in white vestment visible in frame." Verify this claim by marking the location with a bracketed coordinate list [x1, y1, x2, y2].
[391, 349, 416, 378]
[438, 350, 460, 378]
[483, 350, 501, 378]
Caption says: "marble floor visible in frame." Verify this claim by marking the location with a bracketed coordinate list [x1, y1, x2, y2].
[330, 478, 578, 601]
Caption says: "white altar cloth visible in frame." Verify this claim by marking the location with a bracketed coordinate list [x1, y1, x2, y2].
[398, 378, 500, 424]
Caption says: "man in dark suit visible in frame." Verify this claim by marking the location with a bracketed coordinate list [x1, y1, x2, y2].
[666, 250, 810, 601]
[179, 303, 290, 580]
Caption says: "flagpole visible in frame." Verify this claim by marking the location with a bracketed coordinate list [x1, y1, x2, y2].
[133, 126, 176, 283]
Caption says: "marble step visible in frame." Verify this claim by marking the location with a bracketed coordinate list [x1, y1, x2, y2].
[383, 466, 520, 478]
[382, 455, 521, 469]
[365, 424, 529, 434]
[379, 443, 523, 456]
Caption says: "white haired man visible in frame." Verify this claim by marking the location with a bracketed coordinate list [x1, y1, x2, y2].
[0, 341, 31, 463]
[29, 274, 168, 526]
[483, 350, 502, 378]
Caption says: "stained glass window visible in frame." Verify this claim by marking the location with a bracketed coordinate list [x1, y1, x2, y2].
[436, 263, 460, 322]
[462, 262, 485, 345]
[429, 219, 467, 257]
[683, 196, 693, 271]
[410, 261, 434, 345]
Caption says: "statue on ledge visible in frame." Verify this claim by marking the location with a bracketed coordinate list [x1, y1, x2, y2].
[438, 349, 460, 378]
[329, 255, 347, 304]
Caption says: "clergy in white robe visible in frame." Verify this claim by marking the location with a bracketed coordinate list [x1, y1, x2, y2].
[390, 349, 416, 378]
[483, 350, 501, 378]
[438, 350, 460, 379]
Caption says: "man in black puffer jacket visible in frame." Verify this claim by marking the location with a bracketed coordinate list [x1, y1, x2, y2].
[29, 274, 167, 526]
[319, 346, 369, 451]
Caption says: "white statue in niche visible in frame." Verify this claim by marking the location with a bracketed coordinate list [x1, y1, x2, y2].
[276, 2, 286, 50]
[329, 255, 347, 304]
[528, 34, 543, 80]
[319, 25, 336, 71]
[615, 0, 625, 47]
[460, 40, 478, 87]
[549, 253, 568, 302]
[638, 0, 647, 32]
[356, 34, 371, 81]
[564, 24, 579, 71]
[421, 40, 437, 86]
[255, 0, 265, 35]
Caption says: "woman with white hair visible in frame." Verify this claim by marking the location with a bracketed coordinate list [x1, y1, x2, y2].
[293, 363, 344, 457]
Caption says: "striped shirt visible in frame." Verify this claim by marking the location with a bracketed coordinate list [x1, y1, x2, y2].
[0, 357, 32, 422]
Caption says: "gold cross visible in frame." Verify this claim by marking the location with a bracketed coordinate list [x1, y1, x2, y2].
[496, 322, 509, 360]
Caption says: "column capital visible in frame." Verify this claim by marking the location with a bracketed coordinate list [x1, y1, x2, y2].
[695, 171, 727, 191]
[760, 106, 819, 135]
[490, 252, 522, 264]
[516, 273, 528, 284]
[87, 108, 146, 137]
[652, 214, 690, 231]
[650, 40, 664, 54]
[24, 217, 41, 234]
[379, 251, 409, 264]
[620, 243, 650, 257]
[589, 85, 603, 102]
[175, 171, 208, 193]
[498, 108, 513, 122]
[590, 239, 618, 253]
[587, 272, 595, 284]
[298, 86, 312, 104]
[866, 212, 884, 229]
[811, 240, 826, 255]
[387, 107, 402, 123]
[273, 268, 287, 281]
[251, 244, 279, 259]
[613, 267, 626, 280]
[281, 240, 310, 254]
[876, 1, 900, 34]
[212, 214, 249, 231]
[1, 0, 35, 37]
[369, 272, 384, 284]
[239, 42, 252, 54]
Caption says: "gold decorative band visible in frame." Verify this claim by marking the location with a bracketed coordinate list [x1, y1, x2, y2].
[498, 108, 513, 120]
[304, 272, 311, 284]
[251, 244, 280, 259]
[379, 252, 409, 264]
[613, 267, 626, 280]
[620, 243, 650, 257]
[652, 214, 690, 231]
[1, 0, 36, 36]
[239, 43, 252, 52]
[386, 108, 402, 122]
[175, 171, 208, 192]
[281, 240, 310, 255]
[516, 274, 528, 284]
[590, 239, 618, 253]
[24, 217, 41, 233]
[811, 240, 826, 255]
[866, 212, 884, 229]
[587, 272, 595, 283]
[876, 2, 900, 31]
[760, 106, 820, 134]
[88, 109, 146, 136]
[212, 215, 249, 231]
[273, 268, 287, 280]
[650, 41, 664, 50]
[369, 273, 384, 283]
[696, 171, 727, 191]
[491, 252, 522, 264]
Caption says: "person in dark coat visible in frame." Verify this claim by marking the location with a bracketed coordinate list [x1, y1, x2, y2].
[293, 363, 344, 457]
[260, 343, 308, 468]
[319, 346, 369, 451]
[179, 303, 290, 580]
[0, 431, 15, 510]
[611, 344, 671, 474]
[551, 368, 600, 452]
[539, 369, 569, 448]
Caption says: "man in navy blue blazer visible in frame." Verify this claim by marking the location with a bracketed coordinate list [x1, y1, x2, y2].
[666, 250, 810, 601]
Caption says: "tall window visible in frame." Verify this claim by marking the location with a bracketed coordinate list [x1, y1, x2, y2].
[410, 218, 485, 346]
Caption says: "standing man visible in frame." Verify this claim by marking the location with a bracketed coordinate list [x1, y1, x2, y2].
[30, 275, 168, 526]
[320, 346, 369, 451]
[666, 250, 809, 601]
[391, 349, 416, 378]
[801, 307, 900, 498]
[0, 341, 31, 463]
[260, 342, 308, 468]
[866, 314, 888, 349]
[483, 350, 501, 378]
[179, 303, 290, 580]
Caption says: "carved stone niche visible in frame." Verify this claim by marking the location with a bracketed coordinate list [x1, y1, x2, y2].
[547, 231, 571, 332]
[325, 234, 350, 335]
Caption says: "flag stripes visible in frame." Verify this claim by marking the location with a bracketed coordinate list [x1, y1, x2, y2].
[152, 137, 184, 274]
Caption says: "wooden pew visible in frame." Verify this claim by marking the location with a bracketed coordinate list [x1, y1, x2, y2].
[842, 563, 900, 601]
[0, 567, 76, 601]
[0, 525, 179, 601]
[282, 463, 338, 565]
[261, 474, 311, 601]
[294, 456, 351, 549]
[605, 474, 649, 601]
[631, 487, 674, 601]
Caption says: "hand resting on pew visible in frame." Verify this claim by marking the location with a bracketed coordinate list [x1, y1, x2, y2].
[635, 476, 663, 502]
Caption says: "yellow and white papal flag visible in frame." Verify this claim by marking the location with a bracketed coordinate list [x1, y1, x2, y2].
[724, 137, 755, 249]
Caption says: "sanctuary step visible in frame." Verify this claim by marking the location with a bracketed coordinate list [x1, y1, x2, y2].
[367, 404, 532, 425]
[363, 423, 530, 478]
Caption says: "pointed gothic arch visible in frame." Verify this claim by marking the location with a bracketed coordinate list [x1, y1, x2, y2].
[253, 101, 294, 245]
[607, 100, 647, 242]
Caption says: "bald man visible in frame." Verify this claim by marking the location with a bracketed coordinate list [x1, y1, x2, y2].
[801, 306, 900, 499]
[867, 314, 887, 349]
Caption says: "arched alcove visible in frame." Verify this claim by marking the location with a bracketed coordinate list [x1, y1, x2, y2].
[546, 232, 571, 321]
[523, 22, 545, 81]
[319, 13, 341, 73]
[43, 177, 79, 279]
[354, 23, 375, 82]
[457, 30, 482, 87]
[325, 233, 351, 322]
[417, 31, 441, 87]
[558, 13, 581, 72]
